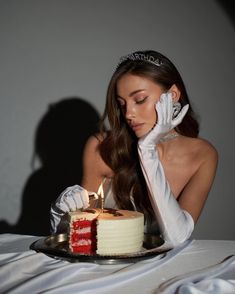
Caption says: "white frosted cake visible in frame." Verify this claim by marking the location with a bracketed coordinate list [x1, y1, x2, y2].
[68, 208, 144, 255]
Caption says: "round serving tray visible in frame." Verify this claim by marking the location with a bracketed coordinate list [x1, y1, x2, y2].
[30, 233, 169, 264]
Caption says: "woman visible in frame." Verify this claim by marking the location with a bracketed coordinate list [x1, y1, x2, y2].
[51, 50, 218, 246]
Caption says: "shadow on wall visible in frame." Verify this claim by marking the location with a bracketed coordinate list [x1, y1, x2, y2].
[0, 97, 100, 236]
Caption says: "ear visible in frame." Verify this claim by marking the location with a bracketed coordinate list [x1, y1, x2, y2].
[169, 84, 181, 102]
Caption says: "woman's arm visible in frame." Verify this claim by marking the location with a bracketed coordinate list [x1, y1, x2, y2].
[138, 144, 194, 246]
[138, 141, 218, 246]
[50, 135, 109, 233]
[138, 93, 218, 246]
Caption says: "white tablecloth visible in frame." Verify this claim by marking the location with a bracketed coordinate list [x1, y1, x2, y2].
[0, 234, 234, 294]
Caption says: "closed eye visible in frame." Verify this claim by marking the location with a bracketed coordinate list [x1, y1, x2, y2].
[136, 96, 148, 104]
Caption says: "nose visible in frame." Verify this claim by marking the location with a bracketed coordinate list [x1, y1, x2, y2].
[125, 104, 136, 120]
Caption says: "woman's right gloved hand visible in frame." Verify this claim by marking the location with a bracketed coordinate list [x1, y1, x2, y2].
[50, 185, 98, 234]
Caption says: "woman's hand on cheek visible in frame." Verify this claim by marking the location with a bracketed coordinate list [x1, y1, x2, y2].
[138, 93, 189, 147]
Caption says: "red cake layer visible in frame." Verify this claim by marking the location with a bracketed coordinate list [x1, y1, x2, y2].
[70, 218, 97, 254]
[71, 245, 92, 254]
[71, 240, 92, 253]
[72, 220, 92, 230]
[71, 232, 92, 242]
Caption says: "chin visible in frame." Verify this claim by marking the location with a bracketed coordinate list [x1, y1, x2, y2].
[135, 129, 150, 139]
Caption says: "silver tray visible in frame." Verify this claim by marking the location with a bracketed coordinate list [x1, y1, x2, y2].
[30, 233, 169, 264]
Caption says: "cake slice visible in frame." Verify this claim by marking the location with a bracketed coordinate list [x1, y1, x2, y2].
[69, 209, 99, 254]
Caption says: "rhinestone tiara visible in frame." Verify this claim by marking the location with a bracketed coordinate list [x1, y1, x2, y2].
[117, 52, 163, 68]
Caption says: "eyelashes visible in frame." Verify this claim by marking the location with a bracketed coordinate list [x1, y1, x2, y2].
[136, 96, 148, 104]
[117, 96, 148, 107]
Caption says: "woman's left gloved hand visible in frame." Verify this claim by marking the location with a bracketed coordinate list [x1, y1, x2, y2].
[139, 92, 189, 148]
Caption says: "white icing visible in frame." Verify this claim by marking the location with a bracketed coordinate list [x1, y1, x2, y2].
[97, 211, 144, 255]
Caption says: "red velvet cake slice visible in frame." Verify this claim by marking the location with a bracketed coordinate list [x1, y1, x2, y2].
[69, 209, 99, 254]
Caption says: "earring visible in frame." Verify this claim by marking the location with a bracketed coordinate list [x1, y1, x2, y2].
[172, 102, 181, 118]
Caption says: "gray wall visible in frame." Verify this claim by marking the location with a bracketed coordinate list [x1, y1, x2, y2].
[0, 0, 234, 239]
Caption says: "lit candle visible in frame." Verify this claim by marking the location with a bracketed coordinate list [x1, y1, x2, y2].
[97, 179, 105, 212]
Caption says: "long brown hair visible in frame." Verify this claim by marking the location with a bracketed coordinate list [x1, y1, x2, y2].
[99, 50, 199, 219]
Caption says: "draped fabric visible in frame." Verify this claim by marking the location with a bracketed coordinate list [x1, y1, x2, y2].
[0, 234, 235, 293]
[157, 255, 235, 294]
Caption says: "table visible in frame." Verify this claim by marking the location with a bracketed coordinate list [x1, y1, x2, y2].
[0, 234, 235, 293]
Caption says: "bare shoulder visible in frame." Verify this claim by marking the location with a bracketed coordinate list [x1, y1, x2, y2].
[82, 133, 113, 187]
[182, 136, 218, 179]
[193, 137, 218, 164]
[83, 133, 104, 167]
[83, 133, 102, 154]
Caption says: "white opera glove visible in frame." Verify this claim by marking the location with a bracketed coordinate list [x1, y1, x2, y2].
[139, 92, 189, 148]
[138, 93, 194, 247]
[50, 185, 98, 234]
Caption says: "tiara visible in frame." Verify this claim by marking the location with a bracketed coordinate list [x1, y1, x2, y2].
[117, 53, 163, 68]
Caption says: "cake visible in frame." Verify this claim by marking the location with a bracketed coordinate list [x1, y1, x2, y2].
[68, 208, 144, 255]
